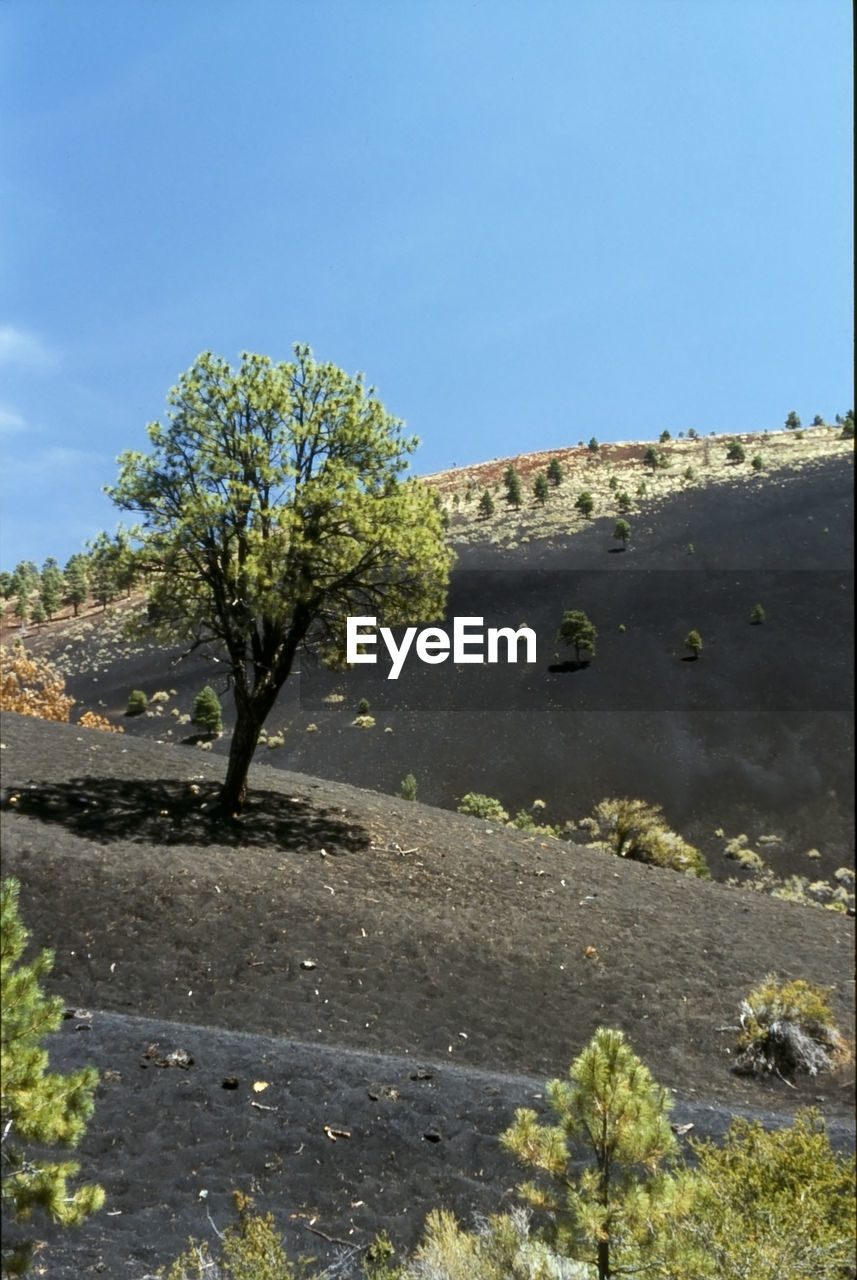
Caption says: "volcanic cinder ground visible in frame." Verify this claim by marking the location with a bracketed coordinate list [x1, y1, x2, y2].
[0, 430, 854, 1277]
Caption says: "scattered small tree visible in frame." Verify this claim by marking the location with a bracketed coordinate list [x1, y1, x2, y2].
[501, 1027, 678, 1280]
[546, 457, 564, 487]
[126, 689, 148, 715]
[587, 437, 599, 454]
[683, 466, 695, 481]
[62, 556, 89, 617]
[1, 878, 105, 1276]
[751, 453, 763, 471]
[811, 414, 825, 427]
[574, 490, 594, 518]
[39, 558, 63, 620]
[616, 491, 632, 513]
[533, 473, 549, 506]
[659, 429, 671, 443]
[687, 427, 699, 440]
[398, 773, 418, 802]
[28, 600, 46, 630]
[504, 467, 523, 509]
[726, 439, 745, 463]
[684, 629, 703, 659]
[357, 696, 371, 715]
[749, 603, 766, 625]
[613, 519, 631, 550]
[838, 409, 854, 438]
[478, 489, 495, 519]
[193, 685, 223, 735]
[643, 446, 667, 471]
[785, 410, 801, 431]
[557, 609, 597, 663]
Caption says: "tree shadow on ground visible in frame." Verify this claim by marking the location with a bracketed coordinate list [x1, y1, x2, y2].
[548, 659, 591, 673]
[1, 778, 368, 852]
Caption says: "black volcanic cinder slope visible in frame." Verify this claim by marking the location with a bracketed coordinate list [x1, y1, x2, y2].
[60, 454, 854, 885]
[0, 711, 854, 1277]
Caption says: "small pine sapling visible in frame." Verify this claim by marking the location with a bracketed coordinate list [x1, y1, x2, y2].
[546, 457, 564, 487]
[533, 473, 549, 505]
[574, 490, 594, 517]
[1, 879, 105, 1276]
[749, 603, 766, 625]
[613, 519, 631, 549]
[478, 489, 495, 518]
[684, 629, 703, 659]
[192, 685, 223, 735]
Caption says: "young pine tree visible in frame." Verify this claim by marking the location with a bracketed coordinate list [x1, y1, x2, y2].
[533, 473, 550, 505]
[478, 489, 495, 519]
[501, 1027, 679, 1280]
[504, 467, 523, 509]
[193, 685, 223, 736]
[1, 879, 104, 1276]
[613, 519, 631, 549]
[575, 490, 594, 518]
[546, 457, 564, 487]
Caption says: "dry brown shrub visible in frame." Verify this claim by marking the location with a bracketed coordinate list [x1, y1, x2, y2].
[77, 710, 124, 733]
[0, 646, 75, 722]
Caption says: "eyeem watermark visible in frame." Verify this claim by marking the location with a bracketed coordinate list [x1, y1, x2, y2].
[346, 616, 537, 680]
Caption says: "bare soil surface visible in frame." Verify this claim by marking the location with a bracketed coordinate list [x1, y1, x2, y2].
[1, 713, 854, 1278]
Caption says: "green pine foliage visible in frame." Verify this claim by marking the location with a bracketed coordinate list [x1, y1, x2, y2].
[501, 1027, 679, 1279]
[193, 686, 223, 735]
[574, 490, 594, 517]
[478, 489, 495, 518]
[726, 439, 746, 463]
[546, 457, 564, 487]
[108, 345, 452, 814]
[556, 610, 597, 663]
[613, 519, 631, 548]
[504, 466, 523, 509]
[750, 603, 766, 624]
[684, 629, 703, 658]
[1, 878, 104, 1276]
[533, 473, 549, 505]
[398, 773, 418, 802]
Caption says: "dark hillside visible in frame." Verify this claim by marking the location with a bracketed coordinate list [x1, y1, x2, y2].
[45, 451, 854, 887]
[1, 711, 853, 1277]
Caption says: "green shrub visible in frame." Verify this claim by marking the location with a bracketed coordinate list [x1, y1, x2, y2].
[666, 1110, 856, 1280]
[733, 975, 849, 1078]
[457, 793, 509, 822]
[749, 603, 766, 624]
[126, 689, 148, 715]
[192, 685, 222, 735]
[398, 773, 418, 802]
[586, 797, 710, 878]
[357, 697, 371, 715]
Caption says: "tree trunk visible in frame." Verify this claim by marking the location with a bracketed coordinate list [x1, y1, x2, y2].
[219, 704, 267, 816]
[598, 1237, 610, 1280]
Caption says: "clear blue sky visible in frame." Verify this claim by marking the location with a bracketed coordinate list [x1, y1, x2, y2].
[1, 0, 852, 569]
